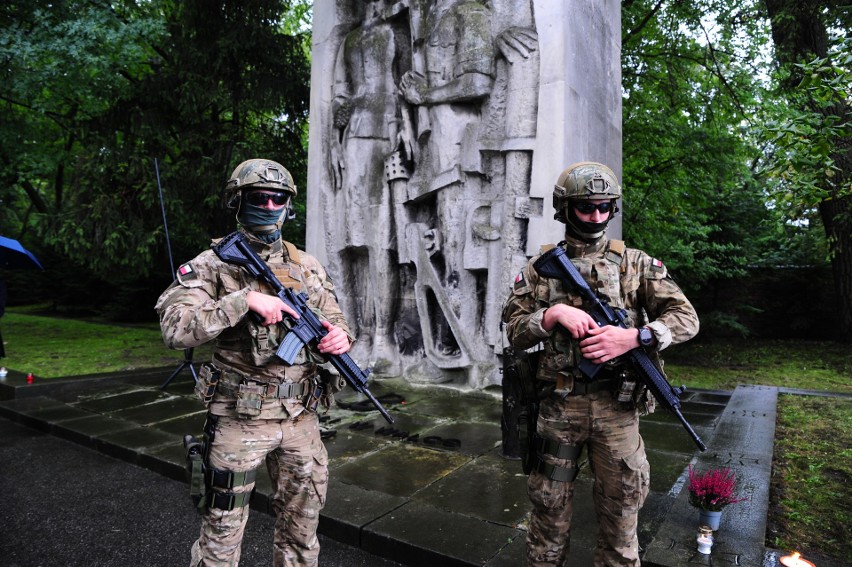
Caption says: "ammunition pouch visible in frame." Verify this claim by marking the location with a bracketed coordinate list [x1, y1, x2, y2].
[615, 368, 656, 415]
[318, 363, 346, 395]
[235, 382, 264, 417]
[215, 371, 314, 418]
[194, 364, 220, 407]
[304, 363, 346, 414]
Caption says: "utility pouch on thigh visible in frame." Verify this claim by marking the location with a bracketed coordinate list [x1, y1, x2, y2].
[235, 382, 264, 418]
[194, 364, 220, 407]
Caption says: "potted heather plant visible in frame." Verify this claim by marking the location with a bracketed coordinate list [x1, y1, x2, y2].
[687, 465, 747, 530]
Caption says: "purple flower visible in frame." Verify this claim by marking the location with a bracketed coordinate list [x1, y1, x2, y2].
[687, 465, 747, 511]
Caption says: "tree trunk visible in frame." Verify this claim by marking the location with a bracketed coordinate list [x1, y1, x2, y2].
[819, 195, 852, 342]
[764, 0, 852, 342]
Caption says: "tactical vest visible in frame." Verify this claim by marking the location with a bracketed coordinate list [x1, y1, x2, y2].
[215, 241, 310, 367]
[536, 240, 638, 387]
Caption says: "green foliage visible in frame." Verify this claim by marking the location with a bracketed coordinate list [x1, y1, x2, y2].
[0, 0, 312, 290]
[757, 37, 852, 214]
[621, 0, 780, 287]
[665, 338, 852, 392]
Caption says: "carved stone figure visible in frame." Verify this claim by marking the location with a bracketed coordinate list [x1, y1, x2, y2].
[329, 0, 412, 373]
[308, 1, 620, 389]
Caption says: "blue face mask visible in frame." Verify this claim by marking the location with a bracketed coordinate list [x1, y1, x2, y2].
[238, 203, 286, 243]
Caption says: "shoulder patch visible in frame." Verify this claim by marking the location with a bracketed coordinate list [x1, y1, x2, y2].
[650, 258, 665, 273]
[513, 270, 532, 294]
[177, 262, 197, 280]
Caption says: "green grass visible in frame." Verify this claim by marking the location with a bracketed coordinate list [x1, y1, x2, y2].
[768, 395, 851, 563]
[664, 338, 852, 393]
[0, 310, 213, 377]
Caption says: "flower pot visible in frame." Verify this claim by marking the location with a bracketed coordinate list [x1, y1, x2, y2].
[698, 509, 723, 531]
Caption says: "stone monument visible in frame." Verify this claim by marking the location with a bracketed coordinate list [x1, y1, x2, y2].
[306, 0, 621, 389]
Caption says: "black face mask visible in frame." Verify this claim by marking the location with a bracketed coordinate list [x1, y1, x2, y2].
[238, 202, 286, 228]
[236, 201, 288, 244]
[565, 207, 612, 242]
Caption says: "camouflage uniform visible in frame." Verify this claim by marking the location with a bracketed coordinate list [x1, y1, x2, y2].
[156, 230, 351, 567]
[502, 235, 699, 566]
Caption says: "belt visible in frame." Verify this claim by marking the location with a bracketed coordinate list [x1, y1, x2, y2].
[567, 378, 617, 396]
[218, 379, 311, 399]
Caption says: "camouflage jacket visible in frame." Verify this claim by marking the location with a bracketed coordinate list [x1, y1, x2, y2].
[502, 236, 699, 390]
[155, 230, 351, 419]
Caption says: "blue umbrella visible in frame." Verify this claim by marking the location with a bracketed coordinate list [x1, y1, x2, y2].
[0, 236, 45, 270]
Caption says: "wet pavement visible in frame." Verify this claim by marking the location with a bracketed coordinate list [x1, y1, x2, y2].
[0, 417, 405, 567]
[0, 366, 831, 566]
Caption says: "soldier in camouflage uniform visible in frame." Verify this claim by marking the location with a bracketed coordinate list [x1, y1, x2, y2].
[502, 162, 699, 566]
[156, 159, 353, 567]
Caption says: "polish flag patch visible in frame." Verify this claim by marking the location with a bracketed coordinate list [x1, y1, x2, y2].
[179, 263, 194, 276]
[650, 258, 664, 273]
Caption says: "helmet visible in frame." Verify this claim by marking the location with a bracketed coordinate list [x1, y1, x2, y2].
[225, 158, 296, 207]
[553, 162, 621, 223]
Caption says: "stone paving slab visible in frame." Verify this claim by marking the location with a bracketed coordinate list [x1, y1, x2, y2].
[1, 368, 784, 567]
[643, 385, 777, 567]
[320, 479, 409, 546]
[51, 414, 140, 448]
[412, 453, 529, 526]
[361, 500, 521, 567]
[333, 442, 472, 498]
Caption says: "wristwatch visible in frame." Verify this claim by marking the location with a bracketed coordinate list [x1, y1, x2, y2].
[638, 326, 655, 348]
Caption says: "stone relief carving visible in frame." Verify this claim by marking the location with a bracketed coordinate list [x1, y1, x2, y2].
[323, 0, 540, 388]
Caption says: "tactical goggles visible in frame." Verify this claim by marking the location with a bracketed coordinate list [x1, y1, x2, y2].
[574, 201, 614, 215]
[244, 191, 291, 207]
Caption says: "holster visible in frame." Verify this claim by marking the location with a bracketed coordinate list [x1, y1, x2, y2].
[183, 414, 219, 513]
[501, 347, 550, 475]
[183, 434, 207, 512]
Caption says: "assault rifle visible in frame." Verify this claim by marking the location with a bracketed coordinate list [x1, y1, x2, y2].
[213, 231, 394, 423]
[533, 245, 706, 452]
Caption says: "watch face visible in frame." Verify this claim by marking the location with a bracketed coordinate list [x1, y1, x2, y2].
[640, 328, 653, 345]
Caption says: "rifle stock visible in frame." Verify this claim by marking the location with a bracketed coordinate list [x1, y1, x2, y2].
[213, 231, 394, 423]
[532, 246, 706, 452]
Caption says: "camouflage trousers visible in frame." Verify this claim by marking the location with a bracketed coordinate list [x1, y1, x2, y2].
[190, 413, 329, 567]
[527, 390, 650, 567]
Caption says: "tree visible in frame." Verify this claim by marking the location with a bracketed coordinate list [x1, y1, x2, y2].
[621, 0, 774, 290]
[759, 0, 852, 341]
[0, 0, 312, 316]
